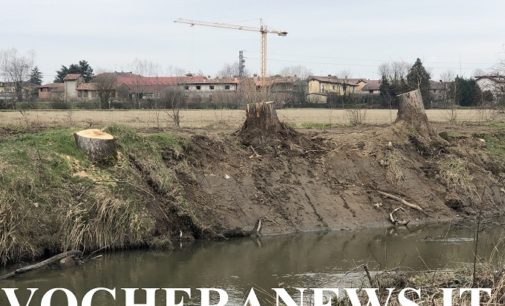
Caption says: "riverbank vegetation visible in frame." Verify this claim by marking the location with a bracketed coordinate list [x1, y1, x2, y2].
[0, 126, 187, 265]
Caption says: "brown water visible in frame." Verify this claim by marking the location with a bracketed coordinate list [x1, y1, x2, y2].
[1, 221, 505, 305]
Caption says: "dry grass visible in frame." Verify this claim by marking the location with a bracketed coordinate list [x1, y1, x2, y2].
[0, 126, 184, 265]
[382, 151, 405, 186]
[62, 187, 155, 252]
[0, 109, 503, 130]
[0, 191, 38, 265]
[437, 157, 475, 194]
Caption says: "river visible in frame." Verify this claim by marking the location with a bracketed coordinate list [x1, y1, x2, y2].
[1, 221, 504, 305]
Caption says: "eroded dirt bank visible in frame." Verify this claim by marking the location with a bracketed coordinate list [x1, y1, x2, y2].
[0, 121, 504, 265]
[175, 123, 505, 236]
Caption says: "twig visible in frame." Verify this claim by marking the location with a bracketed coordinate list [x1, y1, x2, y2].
[473, 210, 482, 287]
[249, 146, 261, 159]
[363, 264, 375, 287]
[85, 246, 108, 261]
[377, 190, 426, 214]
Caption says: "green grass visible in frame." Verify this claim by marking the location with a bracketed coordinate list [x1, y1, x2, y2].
[483, 132, 505, 159]
[0, 125, 185, 265]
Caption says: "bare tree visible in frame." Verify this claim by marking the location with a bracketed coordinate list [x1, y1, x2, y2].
[166, 65, 188, 77]
[95, 74, 117, 109]
[161, 85, 185, 128]
[440, 70, 458, 122]
[237, 78, 262, 105]
[217, 62, 247, 78]
[279, 65, 312, 79]
[473, 68, 487, 76]
[492, 59, 505, 107]
[379, 61, 410, 84]
[129, 58, 161, 107]
[0, 48, 34, 107]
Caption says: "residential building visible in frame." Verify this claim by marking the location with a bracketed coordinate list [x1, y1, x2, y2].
[0, 82, 15, 101]
[77, 83, 98, 100]
[0, 81, 37, 101]
[63, 73, 83, 101]
[475, 75, 505, 100]
[182, 77, 239, 97]
[38, 83, 64, 101]
[361, 80, 381, 95]
[307, 76, 364, 103]
[429, 80, 452, 102]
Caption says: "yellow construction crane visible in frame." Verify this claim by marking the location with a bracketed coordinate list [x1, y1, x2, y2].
[174, 18, 287, 87]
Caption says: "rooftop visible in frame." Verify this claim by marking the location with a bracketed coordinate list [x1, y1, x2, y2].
[309, 76, 364, 86]
[361, 80, 381, 91]
[63, 74, 82, 81]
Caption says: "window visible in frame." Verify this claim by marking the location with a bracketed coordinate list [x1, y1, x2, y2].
[184, 85, 189, 90]
[225, 85, 230, 90]
[210, 85, 214, 90]
[196, 85, 201, 90]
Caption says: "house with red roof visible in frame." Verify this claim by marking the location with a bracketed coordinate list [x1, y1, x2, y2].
[38, 83, 64, 101]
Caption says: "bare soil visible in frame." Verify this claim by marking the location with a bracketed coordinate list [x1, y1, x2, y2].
[156, 121, 505, 237]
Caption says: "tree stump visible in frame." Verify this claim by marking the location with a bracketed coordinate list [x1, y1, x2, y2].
[238, 101, 293, 146]
[74, 129, 116, 161]
[396, 89, 435, 137]
[241, 101, 284, 133]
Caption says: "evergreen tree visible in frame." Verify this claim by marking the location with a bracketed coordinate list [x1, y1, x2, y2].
[54, 65, 68, 83]
[406, 58, 431, 108]
[455, 77, 482, 106]
[29, 66, 43, 85]
[78, 60, 94, 82]
[54, 60, 94, 83]
[379, 75, 390, 98]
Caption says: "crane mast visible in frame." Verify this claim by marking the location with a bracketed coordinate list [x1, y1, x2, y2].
[174, 18, 287, 88]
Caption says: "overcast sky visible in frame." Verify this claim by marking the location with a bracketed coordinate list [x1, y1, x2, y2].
[2, 0, 504, 83]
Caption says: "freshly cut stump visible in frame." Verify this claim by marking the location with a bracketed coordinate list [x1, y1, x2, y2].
[241, 101, 284, 133]
[74, 129, 116, 161]
[239, 101, 295, 146]
[396, 89, 434, 137]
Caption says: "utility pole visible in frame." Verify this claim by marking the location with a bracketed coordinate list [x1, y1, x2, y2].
[239, 50, 245, 78]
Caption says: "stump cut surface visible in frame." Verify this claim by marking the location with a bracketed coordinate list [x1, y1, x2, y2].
[74, 129, 116, 161]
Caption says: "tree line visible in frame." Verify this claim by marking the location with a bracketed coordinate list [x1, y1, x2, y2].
[0, 48, 502, 109]
[378, 58, 488, 109]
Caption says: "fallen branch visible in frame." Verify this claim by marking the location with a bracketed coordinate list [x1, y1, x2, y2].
[249, 146, 261, 159]
[377, 190, 426, 214]
[389, 207, 410, 226]
[0, 250, 82, 281]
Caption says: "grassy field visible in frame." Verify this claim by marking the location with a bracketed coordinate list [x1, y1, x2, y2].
[0, 108, 503, 129]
